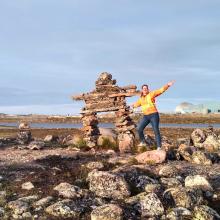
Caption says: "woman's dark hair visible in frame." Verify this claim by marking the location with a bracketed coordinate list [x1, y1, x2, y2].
[141, 84, 149, 97]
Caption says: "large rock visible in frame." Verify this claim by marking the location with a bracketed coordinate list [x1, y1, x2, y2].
[7, 200, 30, 217]
[158, 165, 179, 177]
[177, 144, 196, 161]
[193, 205, 220, 220]
[160, 177, 184, 188]
[165, 187, 204, 209]
[185, 175, 213, 191]
[54, 182, 83, 199]
[45, 199, 83, 219]
[203, 135, 220, 151]
[33, 196, 54, 209]
[191, 129, 206, 148]
[140, 193, 164, 218]
[135, 150, 166, 164]
[86, 161, 104, 170]
[192, 151, 212, 165]
[91, 204, 123, 220]
[44, 135, 58, 143]
[87, 170, 130, 200]
[118, 133, 134, 153]
[166, 207, 192, 220]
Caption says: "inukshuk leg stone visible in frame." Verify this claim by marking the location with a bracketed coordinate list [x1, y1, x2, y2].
[81, 112, 100, 148]
[115, 106, 136, 153]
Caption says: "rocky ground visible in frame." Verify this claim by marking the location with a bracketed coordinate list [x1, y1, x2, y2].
[0, 126, 220, 219]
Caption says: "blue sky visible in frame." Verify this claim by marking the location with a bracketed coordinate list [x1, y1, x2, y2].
[0, 0, 220, 115]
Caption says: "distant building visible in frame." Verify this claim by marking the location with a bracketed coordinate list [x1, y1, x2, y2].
[175, 102, 220, 114]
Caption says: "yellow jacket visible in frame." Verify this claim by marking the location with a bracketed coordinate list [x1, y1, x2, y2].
[133, 84, 169, 115]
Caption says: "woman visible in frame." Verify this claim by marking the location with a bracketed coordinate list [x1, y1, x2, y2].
[131, 81, 175, 150]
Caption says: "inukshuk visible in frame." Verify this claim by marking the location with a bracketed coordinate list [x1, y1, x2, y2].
[17, 122, 32, 145]
[72, 72, 139, 153]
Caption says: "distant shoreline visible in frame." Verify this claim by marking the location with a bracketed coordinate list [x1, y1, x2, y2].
[0, 113, 220, 124]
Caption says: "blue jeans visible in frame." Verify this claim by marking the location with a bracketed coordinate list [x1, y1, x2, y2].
[137, 112, 161, 148]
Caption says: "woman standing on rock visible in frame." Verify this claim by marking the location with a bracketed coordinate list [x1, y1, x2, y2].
[131, 81, 175, 150]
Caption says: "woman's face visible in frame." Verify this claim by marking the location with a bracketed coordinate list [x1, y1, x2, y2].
[142, 85, 149, 96]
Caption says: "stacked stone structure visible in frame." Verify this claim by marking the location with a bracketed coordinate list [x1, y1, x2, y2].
[72, 72, 139, 151]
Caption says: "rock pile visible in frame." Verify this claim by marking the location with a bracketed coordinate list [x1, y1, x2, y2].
[72, 72, 138, 151]
[17, 122, 32, 145]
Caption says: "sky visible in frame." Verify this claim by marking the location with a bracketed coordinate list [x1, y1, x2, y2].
[0, 0, 220, 115]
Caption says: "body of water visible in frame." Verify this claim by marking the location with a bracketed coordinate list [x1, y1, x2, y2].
[1, 122, 220, 129]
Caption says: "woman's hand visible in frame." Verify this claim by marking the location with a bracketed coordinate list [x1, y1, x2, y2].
[167, 80, 175, 87]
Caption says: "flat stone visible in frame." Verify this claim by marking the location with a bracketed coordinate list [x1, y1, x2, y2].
[135, 150, 166, 164]
[91, 204, 123, 220]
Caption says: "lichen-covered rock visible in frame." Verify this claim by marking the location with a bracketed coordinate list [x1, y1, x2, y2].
[158, 165, 179, 177]
[185, 175, 213, 191]
[0, 207, 4, 217]
[54, 182, 82, 199]
[191, 129, 206, 148]
[33, 196, 54, 209]
[203, 135, 220, 151]
[133, 175, 158, 191]
[8, 200, 29, 215]
[166, 207, 192, 220]
[87, 170, 130, 200]
[192, 151, 212, 165]
[135, 150, 166, 164]
[140, 193, 164, 217]
[144, 184, 163, 195]
[91, 204, 123, 220]
[45, 199, 83, 219]
[160, 176, 184, 188]
[177, 144, 196, 161]
[18, 195, 39, 203]
[0, 191, 7, 206]
[86, 161, 104, 170]
[165, 187, 204, 209]
[193, 205, 220, 220]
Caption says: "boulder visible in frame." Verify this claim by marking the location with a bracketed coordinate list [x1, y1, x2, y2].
[135, 150, 166, 164]
[165, 187, 204, 209]
[87, 170, 130, 200]
[158, 165, 179, 177]
[140, 193, 164, 218]
[8, 200, 29, 216]
[54, 182, 82, 199]
[86, 161, 104, 170]
[193, 205, 220, 220]
[203, 135, 220, 151]
[191, 129, 206, 148]
[166, 207, 192, 220]
[185, 175, 213, 191]
[192, 151, 212, 165]
[91, 204, 123, 220]
[118, 133, 134, 153]
[45, 199, 83, 219]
